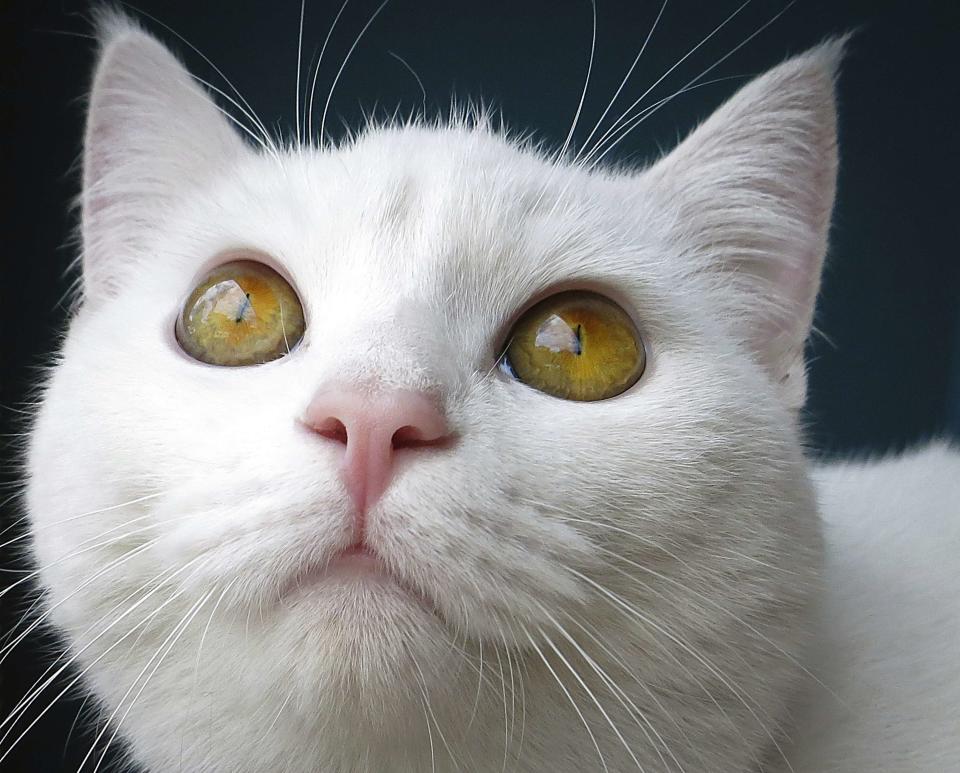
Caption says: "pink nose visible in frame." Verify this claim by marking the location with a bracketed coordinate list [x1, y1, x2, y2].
[303, 388, 450, 521]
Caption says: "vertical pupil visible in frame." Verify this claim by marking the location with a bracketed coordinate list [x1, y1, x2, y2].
[235, 291, 252, 323]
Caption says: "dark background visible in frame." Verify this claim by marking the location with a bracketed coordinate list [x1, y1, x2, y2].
[2, 0, 958, 770]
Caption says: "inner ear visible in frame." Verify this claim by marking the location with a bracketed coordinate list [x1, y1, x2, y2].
[81, 12, 247, 304]
[643, 39, 844, 410]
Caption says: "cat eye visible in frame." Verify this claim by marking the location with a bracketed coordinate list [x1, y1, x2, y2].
[175, 259, 306, 366]
[500, 290, 645, 401]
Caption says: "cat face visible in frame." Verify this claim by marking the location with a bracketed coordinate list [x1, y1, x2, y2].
[23, 12, 838, 772]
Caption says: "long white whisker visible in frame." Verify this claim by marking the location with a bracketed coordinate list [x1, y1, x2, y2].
[128, 7, 278, 156]
[0, 492, 163, 549]
[576, 0, 669, 162]
[411, 655, 437, 773]
[1, 537, 165, 666]
[295, 0, 306, 146]
[409, 649, 459, 769]
[560, 610, 696, 772]
[0, 552, 202, 738]
[193, 580, 236, 684]
[586, 1, 796, 169]
[537, 623, 646, 771]
[491, 642, 511, 772]
[585, 0, 753, 162]
[467, 638, 485, 729]
[388, 50, 427, 116]
[521, 623, 608, 773]
[307, 0, 352, 142]
[1, 551, 176, 728]
[187, 73, 278, 156]
[2, 506, 201, 620]
[0, 555, 208, 761]
[566, 567, 792, 771]
[319, 0, 391, 147]
[556, 0, 597, 162]
[87, 590, 215, 773]
[594, 543, 842, 705]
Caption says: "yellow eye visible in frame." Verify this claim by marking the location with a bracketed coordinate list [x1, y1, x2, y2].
[502, 291, 645, 401]
[175, 259, 305, 366]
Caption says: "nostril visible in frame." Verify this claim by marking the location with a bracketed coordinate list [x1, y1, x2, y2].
[313, 417, 348, 445]
[391, 425, 450, 450]
[392, 425, 425, 449]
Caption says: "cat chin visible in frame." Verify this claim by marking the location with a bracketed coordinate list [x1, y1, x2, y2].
[232, 585, 463, 730]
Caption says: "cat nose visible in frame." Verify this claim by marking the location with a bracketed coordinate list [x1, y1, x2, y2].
[302, 388, 450, 517]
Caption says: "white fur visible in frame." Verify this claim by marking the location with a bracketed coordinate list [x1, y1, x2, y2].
[17, 12, 958, 773]
[784, 442, 960, 773]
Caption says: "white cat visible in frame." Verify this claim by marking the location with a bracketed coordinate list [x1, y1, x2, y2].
[13, 10, 959, 773]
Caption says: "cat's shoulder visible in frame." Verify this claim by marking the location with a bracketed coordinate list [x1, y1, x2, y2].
[813, 440, 960, 570]
[786, 442, 960, 772]
[814, 439, 960, 531]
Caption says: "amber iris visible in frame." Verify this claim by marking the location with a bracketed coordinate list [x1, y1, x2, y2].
[502, 291, 645, 401]
[176, 260, 305, 366]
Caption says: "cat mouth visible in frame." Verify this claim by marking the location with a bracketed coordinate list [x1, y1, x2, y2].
[278, 543, 441, 617]
[280, 543, 389, 592]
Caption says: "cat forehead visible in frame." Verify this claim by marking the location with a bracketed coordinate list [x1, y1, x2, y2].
[170, 125, 661, 303]
[224, 126, 605, 235]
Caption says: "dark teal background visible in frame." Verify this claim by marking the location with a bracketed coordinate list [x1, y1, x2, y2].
[2, 0, 958, 770]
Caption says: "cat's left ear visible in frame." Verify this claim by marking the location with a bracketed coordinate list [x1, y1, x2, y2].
[645, 39, 844, 410]
[81, 12, 248, 304]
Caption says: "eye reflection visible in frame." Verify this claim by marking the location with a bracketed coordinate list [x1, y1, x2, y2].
[501, 290, 645, 401]
[175, 259, 306, 366]
[534, 314, 583, 355]
[195, 281, 257, 325]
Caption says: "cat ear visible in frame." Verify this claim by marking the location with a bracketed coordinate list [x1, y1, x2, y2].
[81, 12, 247, 303]
[646, 40, 844, 410]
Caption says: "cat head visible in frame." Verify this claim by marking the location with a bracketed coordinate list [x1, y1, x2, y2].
[25, 11, 838, 771]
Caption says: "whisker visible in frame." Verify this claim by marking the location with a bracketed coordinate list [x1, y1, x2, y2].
[521, 623, 608, 773]
[0, 491, 163, 547]
[307, 0, 352, 142]
[575, 0, 669, 163]
[388, 50, 427, 116]
[295, 0, 307, 146]
[582, 0, 753, 165]
[409, 648, 459, 769]
[566, 567, 791, 771]
[87, 589, 216, 773]
[0, 551, 203, 735]
[593, 543, 841, 705]
[0, 555, 209, 762]
[538, 623, 646, 771]
[539, 607, 669, 771]
[586, 1, 796, 169]
[555, 0, 597, 163]
[411, 653, 437, 773]
[188, 73, 279, 156]
[1, 537, 164, 666]
[491, 642, 511, 772]
[467, 638, 485, 729]
[319, 0, 391, 148]
[125, 6, 279, 157]
[560, 610, 698, 772]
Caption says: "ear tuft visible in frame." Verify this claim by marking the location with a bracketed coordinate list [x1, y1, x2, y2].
[81, 9, 246, 304]
[90, 6, 146, 47]
[648, 37, 848, 410]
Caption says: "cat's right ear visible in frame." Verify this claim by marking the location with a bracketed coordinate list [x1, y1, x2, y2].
[81, 12, 247, 304]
